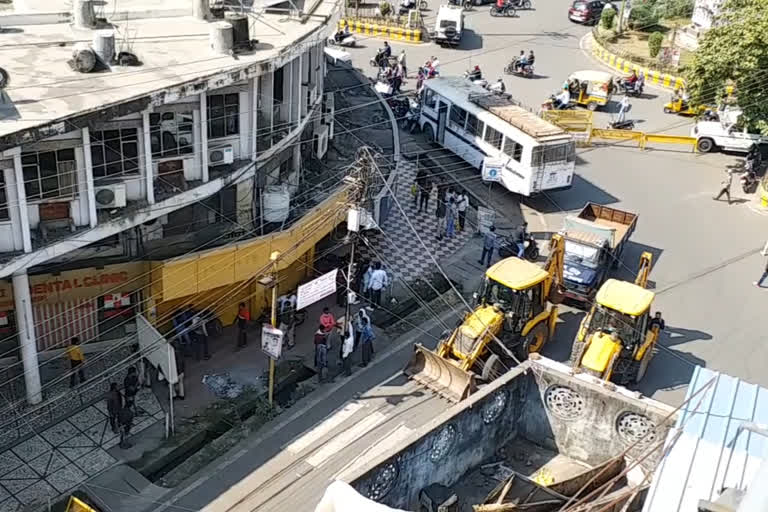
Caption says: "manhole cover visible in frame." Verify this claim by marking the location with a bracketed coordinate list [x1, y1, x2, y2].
[617, 412, 657, 446]
[545, 385, 585, 420]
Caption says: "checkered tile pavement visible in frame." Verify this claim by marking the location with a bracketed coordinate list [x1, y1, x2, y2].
[358, 160, 473, 283]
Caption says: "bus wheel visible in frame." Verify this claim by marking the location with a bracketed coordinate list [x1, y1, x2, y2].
[423, 123, 436, 144]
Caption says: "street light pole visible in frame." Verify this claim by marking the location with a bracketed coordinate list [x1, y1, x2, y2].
[268, 250, 280, 407]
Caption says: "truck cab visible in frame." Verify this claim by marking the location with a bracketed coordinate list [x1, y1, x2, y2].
[434, 5, 463, 46]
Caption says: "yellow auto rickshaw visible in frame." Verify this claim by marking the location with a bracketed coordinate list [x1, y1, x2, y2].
[566, 70, 614, 111]
[663, 85, 734, 116]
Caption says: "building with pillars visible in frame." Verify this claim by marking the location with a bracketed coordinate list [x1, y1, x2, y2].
[0, 0, 341, 405]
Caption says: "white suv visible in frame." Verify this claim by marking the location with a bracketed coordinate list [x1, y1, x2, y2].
[434, 5, 463, 46]
[692, 119, 768, 153]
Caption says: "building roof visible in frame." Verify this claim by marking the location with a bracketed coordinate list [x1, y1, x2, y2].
[594, 278, 654, 316]
[644, 367, 768, 512]
[486, 257, 548, 290]
[0, 0, 334, 144]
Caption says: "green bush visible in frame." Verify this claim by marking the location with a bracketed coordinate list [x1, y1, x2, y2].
[601, 7, 616, 29]
[379, 0, 391, 15]
[648, 31, 664, 57]
[628, 4, 660, 30]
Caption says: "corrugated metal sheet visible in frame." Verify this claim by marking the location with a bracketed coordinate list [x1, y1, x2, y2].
[33, 298, 98, 351]
[644, 367, 768, 511]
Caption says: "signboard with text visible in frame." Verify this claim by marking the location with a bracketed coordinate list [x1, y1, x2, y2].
[296, 269, 338, 310]
[482, 159, 503, 183]
[261, 324, 284, 360]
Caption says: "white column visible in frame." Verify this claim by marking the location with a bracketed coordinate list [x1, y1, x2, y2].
[81, 128, 98, 228]
[263, 71, 274, 136]
[192, 109, 202, 180]
[288, 59, 294, 127]
[12, 152, 32, 253]
[238, 90, 249, 159]
[13, 271, 41, 405]
[251, 77, 259, 160]
[3, 168, 22, 252]
[200, 93, 209, 183]
[298, 53, 304, 123]
[142, 111, 155, 205]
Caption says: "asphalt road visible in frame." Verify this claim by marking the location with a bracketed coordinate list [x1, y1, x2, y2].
[339, 0, 768, 405]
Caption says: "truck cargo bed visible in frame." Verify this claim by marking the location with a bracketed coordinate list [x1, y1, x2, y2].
[567, 203, 637, 249]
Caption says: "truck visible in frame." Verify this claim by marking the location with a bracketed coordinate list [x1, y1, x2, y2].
[691, 108, 768, 153]
[561, 202, 637, 307]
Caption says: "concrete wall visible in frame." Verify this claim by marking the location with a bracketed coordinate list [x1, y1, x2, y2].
[350, 358, 675, 509]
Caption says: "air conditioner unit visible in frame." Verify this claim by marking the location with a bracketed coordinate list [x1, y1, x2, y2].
[94, 183, 127, 209]
[322, 93, 335, 139]
[208, 145, 234, 166]
[313, 125, 329, 159]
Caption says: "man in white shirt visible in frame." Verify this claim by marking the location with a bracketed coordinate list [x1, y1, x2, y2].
[554, 88, 570, 110]
[456, 192, 469, 231]
[341, 329, 355, 376]
[367, 262, 389, 310]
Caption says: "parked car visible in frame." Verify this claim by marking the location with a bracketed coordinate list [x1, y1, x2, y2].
[568, 0, 608, 24]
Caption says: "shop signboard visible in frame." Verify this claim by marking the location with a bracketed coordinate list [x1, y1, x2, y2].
[296, 269, 338, 310]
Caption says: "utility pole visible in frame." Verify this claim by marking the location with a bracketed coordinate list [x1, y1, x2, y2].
[268, 251, 280, 406]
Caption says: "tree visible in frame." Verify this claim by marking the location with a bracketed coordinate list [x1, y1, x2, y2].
[648, 31, 664, 57]
[686, 0, 768, 133]
[601, 7, 616, 29]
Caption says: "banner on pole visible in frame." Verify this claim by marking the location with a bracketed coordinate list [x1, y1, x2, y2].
[261, 324, 284, 360]
[296, 269, 338, 310]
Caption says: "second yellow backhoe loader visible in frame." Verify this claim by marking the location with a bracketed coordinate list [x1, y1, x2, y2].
[569, 252, 662, 385]
[404, 234, 565, 402]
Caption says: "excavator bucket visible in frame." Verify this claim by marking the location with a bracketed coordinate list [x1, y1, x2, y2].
[403, 344, 476, 403]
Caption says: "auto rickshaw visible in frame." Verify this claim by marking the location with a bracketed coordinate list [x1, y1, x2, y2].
[565, 70, 614, 111]
[663, 85, 734, 116]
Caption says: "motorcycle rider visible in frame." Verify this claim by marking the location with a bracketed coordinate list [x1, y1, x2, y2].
[527, 50, 535, 68]
[514, 50, 527, 72]
[335, 22, 351, 42]
[553, 86, 570, 109]
[495, 0, 506, 12]
[625, 70, 638, 88]
[468, 65, 482, 81]
[489, 78, 506, 94]
[374, 41, 392, 69]
[513, 222, 528, 258]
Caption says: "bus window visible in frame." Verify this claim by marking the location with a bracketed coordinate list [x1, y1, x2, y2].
[533, 142, 574, 166]
[424, 89, 437, 110]
[466, 114, 484, 138]
[503, 137, 522, 162]
[484, 125, 503, 150]
[449, 105, 468, 131]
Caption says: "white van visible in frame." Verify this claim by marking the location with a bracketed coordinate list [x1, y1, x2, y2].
[434, 5, 463, 46]
[691, 109, 768, 153]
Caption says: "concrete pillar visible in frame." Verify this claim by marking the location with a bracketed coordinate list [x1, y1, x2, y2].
[250, 77, 259, 160]
[193, 108, 202, 180]
[192, 0, 210, 20]
[13, 271, 41, 405]
[12, 152, 32, 253]
[236, 177, 254, 229]
[298, 53, 304, 122]
[3, 168, 23, 251]
[238, 90, 249, 160]
[81, 128, 98, 228]
[200, 94, 209, 183]
[142, 111, 155, 205]
[263, 71, 274, 136]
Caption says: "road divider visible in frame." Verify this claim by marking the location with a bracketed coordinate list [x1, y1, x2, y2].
[338, 19, 423, 43]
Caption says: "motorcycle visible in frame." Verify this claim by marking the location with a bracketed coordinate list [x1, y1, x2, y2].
[504, 60, 534, 78]
[617, 78, 644, 97]
[370, 51, 395, 68]
[541, 94, 575, 111]
[607, 119, 635, 130]
[486, 80, 506, 95]
[741, 171, 758, 193]
[489, 2, 516, 16]
[401, 99, 422, 133]
[387, 96, 410, 118]
[499, 233, 539, 261]
[327, 32, 356, 47]
[508, 0, 532, 8]
[449, 0, 474, 8]
[463, 69, 488, 87]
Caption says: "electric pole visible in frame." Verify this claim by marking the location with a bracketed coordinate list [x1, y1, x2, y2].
[267, 251, 280, 406]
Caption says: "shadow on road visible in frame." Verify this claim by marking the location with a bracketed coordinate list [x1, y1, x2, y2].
[524, 174, 620, 213]
[634, 344, 706, 396]
[458, 28, 484, 51]
[544, 310, 586, 362]
[611, 241, 664, 288]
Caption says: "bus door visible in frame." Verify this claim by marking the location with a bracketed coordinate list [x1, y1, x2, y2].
[437, 102, 448, 145]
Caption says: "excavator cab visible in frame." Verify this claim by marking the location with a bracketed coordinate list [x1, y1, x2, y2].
[571, 252, 661, 385]
[404, 235, 565, 402]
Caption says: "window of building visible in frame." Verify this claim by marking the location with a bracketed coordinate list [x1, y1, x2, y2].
[91, 128, 140, 179]
[207, 93, 240, 139]
[484, 125, 503, 150]
[0, 173, 8, 221]
[150, 112, 193, 158]
[503, 137, 523, 162]
[21, 149, 76, 200]
[423, 89, 437, 110]
[449, 106, 467, 131]
[466, 114, 484, 138]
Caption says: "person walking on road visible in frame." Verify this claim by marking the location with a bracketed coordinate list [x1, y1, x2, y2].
[456, 191, 469, 232]
[106, 382, 123, 433]
[478, 226, 498, 267]
[360, 320, 375, 367]
[713, 171, 733, 204]
[236, 302, 250, 348]
[354, 308, 371, 350]
[754, 257, 768, 288]
[314, 325, 329, 382]
[417, 175, 431, 213]
[67, 337, 86, 388]
[341, 329, 355, 377]
[368, 262, 389, 310]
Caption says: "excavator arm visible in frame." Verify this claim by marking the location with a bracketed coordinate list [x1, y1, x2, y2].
[634, 252, 653, 289]
[543, 234, 565, 300]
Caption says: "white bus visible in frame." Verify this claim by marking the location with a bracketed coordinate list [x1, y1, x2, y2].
[418, 77, 576, 196]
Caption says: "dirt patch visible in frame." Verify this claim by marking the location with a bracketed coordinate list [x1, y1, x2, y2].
[595, 23, 694, 73]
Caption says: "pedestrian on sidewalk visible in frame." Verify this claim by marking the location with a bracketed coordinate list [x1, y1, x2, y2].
[478, 226, 498, 267]
[279, 311, 296, 350]
[189, 308, 210, 361]
[106, 382, 123, 434]
[123, 366, 139, 413]
[417, 175, 431, 213]
[410, 180, 419, 207]
[713, 171, 733, 204]
[435, 194, 447, 240]
[67, 337, 87, 388]
[457, 191, 469, 232]
[368, 262, 389, 310]
[118, 403, 135, 449]
[236, 303, 250, 348]
[754, 257, 768, 288]
[341, 328, 355, 377]
[319, 307, 337, 334]
[354, 308, 371, 350]
[360, 321, 375, 367]
[314, 325, 329, 383]
[446, 197, 458, 239]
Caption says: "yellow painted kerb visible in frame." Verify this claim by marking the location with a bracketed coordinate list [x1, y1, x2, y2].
[590, 38, 686, 91]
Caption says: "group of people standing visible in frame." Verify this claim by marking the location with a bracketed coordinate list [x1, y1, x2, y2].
[314, 306, 376, 382]
[172, 305, 211, 360]
[106, 365, 142, 449]
[413, 169, 469, 240]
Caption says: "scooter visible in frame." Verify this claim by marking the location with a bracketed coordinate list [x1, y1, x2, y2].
[370, 51, 394, 68]
[498, 234, 539, 261]
[741, 171, 758, 193]
[463, 70, 488, 87]
[401, 99, 421, 133]
[607, 119, 635, 130]
[617, 78, 643, 97]
[541, 94, 575, 111]
[489, 2, 516, 16]
[328, 33, 356, 47]
[504, 61, 534, 78]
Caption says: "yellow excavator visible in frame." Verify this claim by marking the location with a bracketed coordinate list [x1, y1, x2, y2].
[569, 252, 662, 385]
[404, 234, 565, 402]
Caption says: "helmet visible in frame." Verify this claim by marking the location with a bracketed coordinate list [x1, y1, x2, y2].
[474, 65, 480, 71]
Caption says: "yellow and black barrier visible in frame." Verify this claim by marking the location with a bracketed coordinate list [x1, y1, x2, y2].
[589, 129, 697, 150]
[591, 42, 686, 91]
[338, 19, 423, 43]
